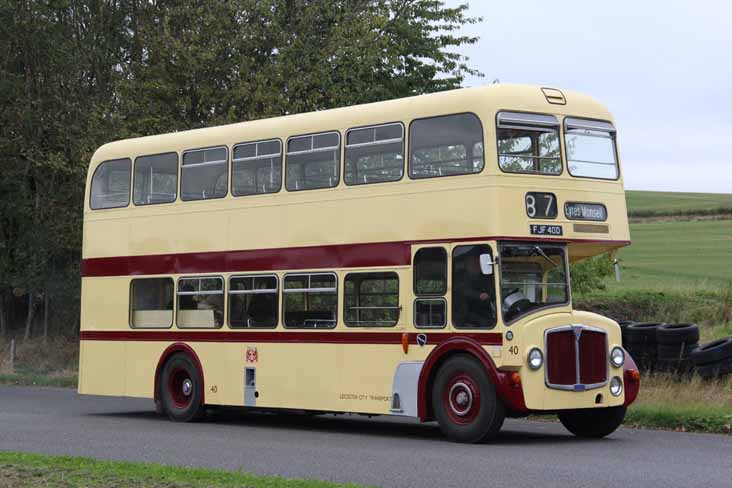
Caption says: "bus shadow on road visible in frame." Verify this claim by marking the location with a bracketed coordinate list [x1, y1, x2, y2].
[90, 408, 607, 445]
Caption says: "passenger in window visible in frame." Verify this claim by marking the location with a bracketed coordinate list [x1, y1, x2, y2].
[179, 282, 196, 309]
[454, 251, 495, 327]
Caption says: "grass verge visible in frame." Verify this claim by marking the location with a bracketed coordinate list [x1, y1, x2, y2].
[0, 337, 78, 387]
[0, 451, 367, 488]
[627, 373, 732, 434]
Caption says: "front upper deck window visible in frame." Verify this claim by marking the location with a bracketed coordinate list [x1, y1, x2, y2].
[181, 146, 228, 201]
[409, 113, 484, 179]
[565, 118, 618, 180]
[90, 158, 131, 210]
[497, 112, 561, 175]
[499, 243, 569, 323]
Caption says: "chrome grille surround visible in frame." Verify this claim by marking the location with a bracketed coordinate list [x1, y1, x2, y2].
[544, 324, 609, 391]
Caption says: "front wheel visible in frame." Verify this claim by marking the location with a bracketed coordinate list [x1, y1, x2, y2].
[432, 354, 505, 443]
[159, 353, 206, 422]
[558, 406, 626, 438]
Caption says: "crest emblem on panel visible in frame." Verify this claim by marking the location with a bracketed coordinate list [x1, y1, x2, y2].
[246, 347, 258, 363]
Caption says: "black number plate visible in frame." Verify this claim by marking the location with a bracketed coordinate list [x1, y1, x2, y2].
[530, 224, 563, 236]
[525, 192, 557, 219]
[564, 202, 608, 221]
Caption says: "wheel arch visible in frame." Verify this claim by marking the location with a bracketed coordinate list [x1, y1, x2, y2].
[154, 343, 206, 405]
[417, 336, 527, 421]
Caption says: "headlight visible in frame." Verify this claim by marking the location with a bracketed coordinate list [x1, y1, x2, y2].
[609, 376, 623, 396]
[610, 347, 625, 367]
[527, 348, 543, 370]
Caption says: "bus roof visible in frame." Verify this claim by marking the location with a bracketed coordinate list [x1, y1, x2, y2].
[89, 83, 612, 167]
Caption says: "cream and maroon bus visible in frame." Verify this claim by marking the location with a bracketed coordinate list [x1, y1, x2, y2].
[79, 84, 640, 443]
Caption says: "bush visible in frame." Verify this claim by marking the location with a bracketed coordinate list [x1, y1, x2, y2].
[570, 254, 615, 296]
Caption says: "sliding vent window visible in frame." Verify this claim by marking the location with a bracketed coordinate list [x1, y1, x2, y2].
[232, 139, 282, 196]
[409, 113, 484, 179]
[286, 132, 340, 191]
[130, 278, 173, 328]
[177, 277, 224, 328]
[344, 272, 399, 327]
[497, 112, 561, 175]
[229, 275, 278, 328]
[283, 273, 337, 328]
[565, 118, 619, 179]
[90, 158, 131, 210]
[181, 146, 228, 201]
[345, 123, 404, 185]
[133, 153, 178, 205]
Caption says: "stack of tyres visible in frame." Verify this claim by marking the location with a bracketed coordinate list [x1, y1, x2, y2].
[690, 338, 732, 378]
[617, 320, 635, 346]
[624, 322, 663, 371]
[656, 323, 699, 373]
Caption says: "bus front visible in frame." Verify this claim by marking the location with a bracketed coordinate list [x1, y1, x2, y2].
[488, 94, 639, 435]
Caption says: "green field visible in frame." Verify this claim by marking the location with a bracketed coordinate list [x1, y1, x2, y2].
[626, 190, 732, 217]
[616, 219, 732, 289]
[608, 191, 732, 290]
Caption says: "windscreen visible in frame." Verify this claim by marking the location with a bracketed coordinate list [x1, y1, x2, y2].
[499, 243, 568, 322]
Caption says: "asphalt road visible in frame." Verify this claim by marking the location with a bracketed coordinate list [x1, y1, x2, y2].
[1, 386, 731, 487]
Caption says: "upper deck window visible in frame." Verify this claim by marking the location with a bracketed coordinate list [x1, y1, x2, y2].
[565, 118, 619, 180]
[286, 132, 340, 191]
[181, 146, 228, 201]
[497, 112, 561, 175]
[409, 113, 484, 179]
[232, 139, 282, 196]
[345, 123, 404, 185]
[90, 158, 131, 210]
[133, 152, 178, 205]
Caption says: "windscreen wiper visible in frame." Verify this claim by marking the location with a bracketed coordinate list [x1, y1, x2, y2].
[533, 245, 558, 268]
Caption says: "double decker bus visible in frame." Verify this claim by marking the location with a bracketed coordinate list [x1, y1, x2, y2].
[79, 84, 640, 443]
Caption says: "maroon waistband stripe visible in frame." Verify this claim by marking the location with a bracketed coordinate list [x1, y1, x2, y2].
[81, 236, 630, 278]
[79, 330, 503, 346]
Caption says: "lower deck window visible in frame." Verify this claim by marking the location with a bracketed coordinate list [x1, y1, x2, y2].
[283, 273, 337, 328]
[177, 277, 224, 328]
[130, 278, 173, 328]
[414, 298, 446, 328]
[344, 272, 399, 327]
[229, 275, 278, 328]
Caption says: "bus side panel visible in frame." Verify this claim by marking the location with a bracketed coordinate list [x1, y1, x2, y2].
[78, 340, 127, 397]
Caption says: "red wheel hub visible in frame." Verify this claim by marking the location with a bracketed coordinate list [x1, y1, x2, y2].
[444, 373, 481, 424]
[167, 367, 193, 409]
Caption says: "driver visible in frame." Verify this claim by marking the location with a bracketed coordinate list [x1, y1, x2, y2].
[455, 252, 496, 327]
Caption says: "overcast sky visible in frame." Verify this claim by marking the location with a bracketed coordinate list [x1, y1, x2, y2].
[449, 0, 731, 192]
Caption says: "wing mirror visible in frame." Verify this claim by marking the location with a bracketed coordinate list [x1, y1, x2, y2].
[479, 254, 494, 275]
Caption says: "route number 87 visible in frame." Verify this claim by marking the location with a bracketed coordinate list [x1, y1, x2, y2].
[525, 192, 557, 219]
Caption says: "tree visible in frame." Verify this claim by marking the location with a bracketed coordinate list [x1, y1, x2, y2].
[0, 0, 482, 338]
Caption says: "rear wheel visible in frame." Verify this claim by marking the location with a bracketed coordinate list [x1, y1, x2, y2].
[558, 406, 626, 438]
[432, 354, 505, 443]
[159, 353, 206, 422]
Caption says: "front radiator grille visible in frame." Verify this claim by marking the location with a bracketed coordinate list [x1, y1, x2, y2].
[545, 326, 608, 390]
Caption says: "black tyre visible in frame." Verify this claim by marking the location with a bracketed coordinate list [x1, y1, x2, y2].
[624, 322, 663, 344]
[657, 342, 698, 361]
[696, 357, 732, 379]
[159, 353, 206, 422]
[432, 354, 505, 443]
[656, 323, 699, 345]
[690, 338, 732, 366]
[558, 406, 627, 438]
